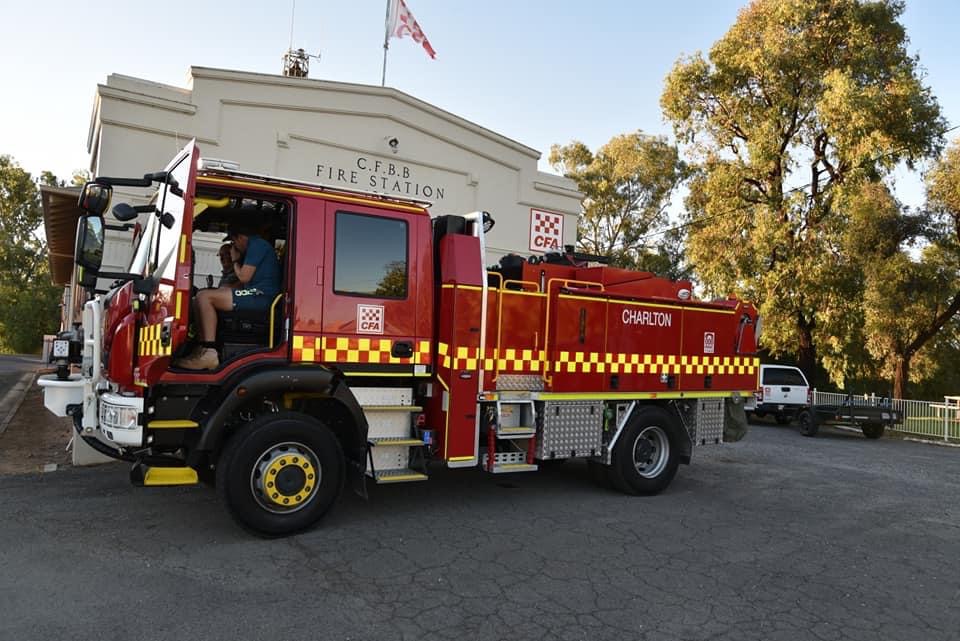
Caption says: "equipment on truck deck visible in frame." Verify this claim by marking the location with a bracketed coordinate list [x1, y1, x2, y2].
[38, 140, 760, 536]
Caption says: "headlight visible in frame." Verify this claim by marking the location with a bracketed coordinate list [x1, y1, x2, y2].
[99, 401, 139, 431]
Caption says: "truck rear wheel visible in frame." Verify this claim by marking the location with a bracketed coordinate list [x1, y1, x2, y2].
[798, 410, 818, 437]
[609, 406, 680, 496]
[861, 423, 885, 439]
[216, 411, 344, 536]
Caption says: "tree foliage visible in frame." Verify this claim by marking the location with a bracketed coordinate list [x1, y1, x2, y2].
[0, 155, 62, 353]
[661, 0, 945, 381]
[549, 132, 686, 272]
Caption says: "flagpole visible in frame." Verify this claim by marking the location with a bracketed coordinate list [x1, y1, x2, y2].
[381, 0, 391, 86]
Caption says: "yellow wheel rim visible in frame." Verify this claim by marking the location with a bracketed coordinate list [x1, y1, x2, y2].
[251, 442, 321, 514]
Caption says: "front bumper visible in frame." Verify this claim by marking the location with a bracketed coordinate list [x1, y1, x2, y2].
[38, 375, 144, 448]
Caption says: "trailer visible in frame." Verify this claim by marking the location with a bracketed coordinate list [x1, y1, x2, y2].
[39, 141, 761, 535]
[799, 395, 903, 438]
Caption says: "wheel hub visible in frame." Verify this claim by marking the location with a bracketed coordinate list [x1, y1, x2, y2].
[252, 443, 320, 513]
[632, 425, 669, 478]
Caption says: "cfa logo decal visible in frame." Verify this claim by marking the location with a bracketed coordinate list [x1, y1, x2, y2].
[529, 209, 564, 252]
[703, 332, 715, 354]
[357, 304, 384, 334]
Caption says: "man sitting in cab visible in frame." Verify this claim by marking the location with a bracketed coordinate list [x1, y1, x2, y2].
[175, 223, 281, 370]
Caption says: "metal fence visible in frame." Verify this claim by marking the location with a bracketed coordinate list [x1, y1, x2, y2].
[813, 390, 960, 442]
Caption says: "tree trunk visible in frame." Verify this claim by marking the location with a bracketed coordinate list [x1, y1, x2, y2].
[893, 355, 910, 400]
[797, 316, 816, 381]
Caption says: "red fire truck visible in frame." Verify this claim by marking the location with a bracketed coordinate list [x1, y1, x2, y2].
[39, 142, 760, 536]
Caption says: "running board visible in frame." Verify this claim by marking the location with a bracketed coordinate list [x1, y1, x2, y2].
[368, 437, 426, 446]
[491, 462, 539, 474]
[372, 468, 428, 483]
[130, 463, 198, 486]
[481, 452, 538, 474]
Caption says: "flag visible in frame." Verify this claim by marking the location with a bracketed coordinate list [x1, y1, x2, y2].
[386, 0, 436, 59]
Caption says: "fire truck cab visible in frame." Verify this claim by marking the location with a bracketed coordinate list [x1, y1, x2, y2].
[39, 141, 760, 536]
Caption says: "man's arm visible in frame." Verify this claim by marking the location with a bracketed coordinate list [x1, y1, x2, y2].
[234, 262, 256, 284]
[231, 240, 261, 286]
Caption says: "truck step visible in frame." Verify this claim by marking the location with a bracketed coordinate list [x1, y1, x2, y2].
[130, 463, 198, 486]
[481, 451, 538, 474]
[370, 468, 428, 483]
[495, 400, 537, 439]
[362, 405, 423, 413]
[495, 425, 536, 439]
[491, 462, 539, 474]
[368, 437, 425, 446]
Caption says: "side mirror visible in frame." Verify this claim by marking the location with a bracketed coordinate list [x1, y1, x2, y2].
[75, 216, 105, 274]
[77, 265, 98, 290]
[78, 182, 112, 216]
[112, 202, 140, 222]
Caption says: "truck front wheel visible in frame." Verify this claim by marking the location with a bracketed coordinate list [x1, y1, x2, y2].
[216, 411, 344, 536]
[609, 407, 681, 495]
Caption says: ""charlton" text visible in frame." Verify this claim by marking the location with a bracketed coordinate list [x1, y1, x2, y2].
[622, 309, 673, 327]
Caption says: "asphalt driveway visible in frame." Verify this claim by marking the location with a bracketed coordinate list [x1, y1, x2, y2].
[1, 421, 958, 641]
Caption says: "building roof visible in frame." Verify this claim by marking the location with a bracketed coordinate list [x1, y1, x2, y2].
[40, 185, 81, 286]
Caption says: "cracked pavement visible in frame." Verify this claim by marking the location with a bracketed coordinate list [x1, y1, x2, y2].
[1, 422, 958, 641]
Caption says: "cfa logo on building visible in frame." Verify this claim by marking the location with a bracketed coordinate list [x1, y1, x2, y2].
[529, 209, 564, 252]
[357, 304, 385, 334]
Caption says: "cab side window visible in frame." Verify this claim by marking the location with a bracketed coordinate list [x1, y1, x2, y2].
[334, 211, 408, 299]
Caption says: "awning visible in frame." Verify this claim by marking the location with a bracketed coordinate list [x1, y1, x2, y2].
[40, 185, 82, 286]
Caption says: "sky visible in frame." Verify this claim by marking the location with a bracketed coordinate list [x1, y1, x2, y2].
[1, 0, 957, 211]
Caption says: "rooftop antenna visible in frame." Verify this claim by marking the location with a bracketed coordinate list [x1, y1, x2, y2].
[282, 0, 320, 78]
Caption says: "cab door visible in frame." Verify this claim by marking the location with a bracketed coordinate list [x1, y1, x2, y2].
[314, 201, 431, 376]
[138, 141, 198, 384]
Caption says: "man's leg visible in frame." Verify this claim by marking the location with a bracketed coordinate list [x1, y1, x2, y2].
[195, 288, 235, 341]
[175, 288, 234, 370]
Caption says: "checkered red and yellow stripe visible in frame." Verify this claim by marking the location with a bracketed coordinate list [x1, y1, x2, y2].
[552, 352, 758, 375]
[438, 343, 546, 373]
[292, 335, 431, 366]
[436, 342, 758, 376]
[138, 323, 170, 357]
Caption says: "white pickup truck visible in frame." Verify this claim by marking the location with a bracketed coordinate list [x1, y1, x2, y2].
[745, 364, 811, 425]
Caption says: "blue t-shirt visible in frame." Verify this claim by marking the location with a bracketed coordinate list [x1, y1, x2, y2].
[242, 235, 281, 297]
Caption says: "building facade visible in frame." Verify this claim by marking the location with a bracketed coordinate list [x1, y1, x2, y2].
[87, 67, 582, 282]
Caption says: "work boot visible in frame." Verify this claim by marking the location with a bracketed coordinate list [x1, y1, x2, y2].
[173, 347, 219, 370]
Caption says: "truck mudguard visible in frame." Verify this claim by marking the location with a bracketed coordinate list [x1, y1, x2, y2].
[193, 367, 369, 460]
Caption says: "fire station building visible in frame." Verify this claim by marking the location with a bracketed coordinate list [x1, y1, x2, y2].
[44, 66, 581, 290]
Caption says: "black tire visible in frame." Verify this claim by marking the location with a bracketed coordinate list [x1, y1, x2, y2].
[775, 414, 792, 425]
[609, 406, 681, 496]
[754, 411, 767, 419]
[216, 411, 344, 536]
[798, 410, 819, 437]
[861, 423, 885, 439]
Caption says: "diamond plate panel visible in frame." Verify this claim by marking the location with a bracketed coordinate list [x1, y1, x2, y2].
[694, 398, 725, 445]
[496, 374, 545, 391]
[537, 401, 604, 459]
[369, 444, 409, 472]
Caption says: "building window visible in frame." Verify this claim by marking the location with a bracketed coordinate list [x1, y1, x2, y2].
[334, 212, 408, 298]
